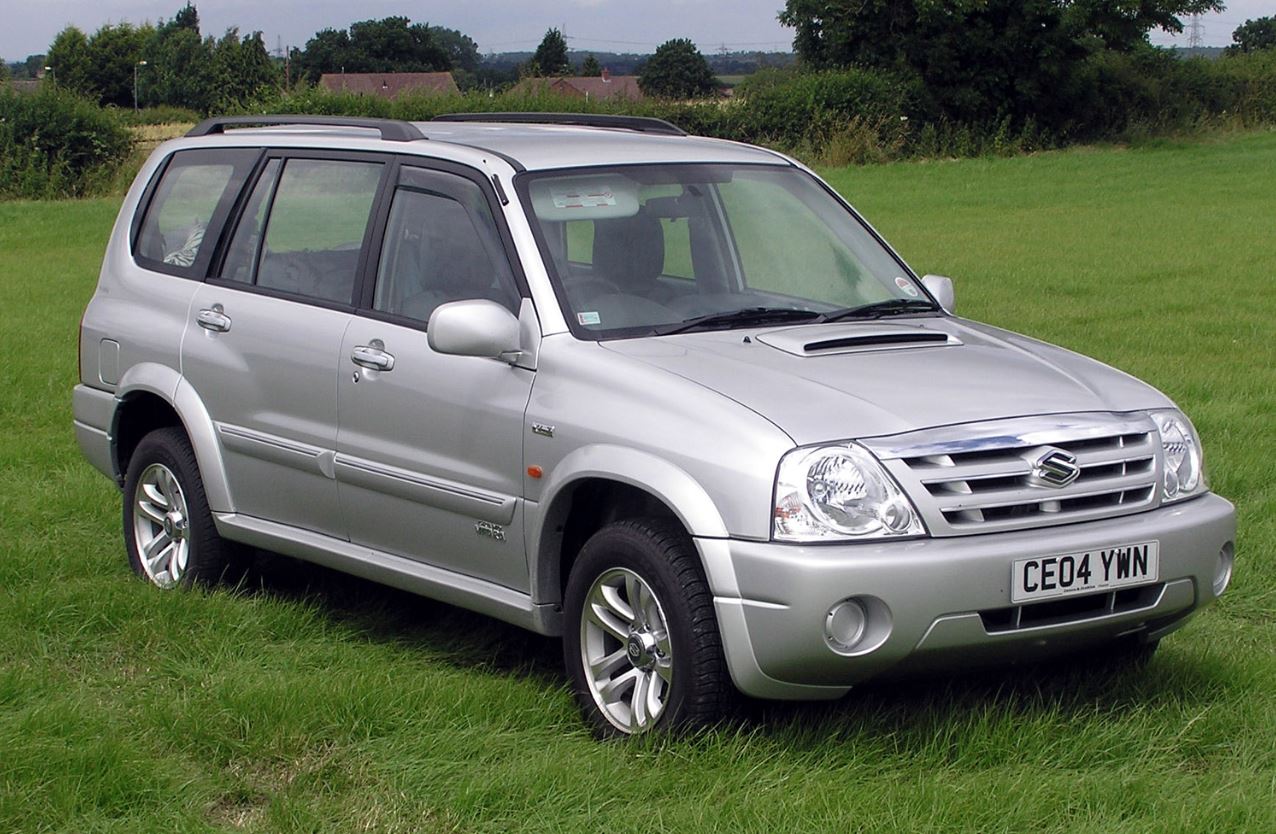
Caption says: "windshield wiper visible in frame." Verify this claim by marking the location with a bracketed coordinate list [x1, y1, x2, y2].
[654, 306, 823, 336]
[819, 298, 939, 323]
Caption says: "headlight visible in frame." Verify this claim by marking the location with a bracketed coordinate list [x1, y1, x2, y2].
[773, 443, 924, 542]
[1151, 410, 1207, 503]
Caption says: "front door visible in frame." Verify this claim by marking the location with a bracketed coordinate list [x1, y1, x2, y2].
[335, 164, 535, 590]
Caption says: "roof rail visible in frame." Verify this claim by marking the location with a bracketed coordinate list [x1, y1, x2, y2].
[186, 115, 425, 142]
[432, 112, 687, 137]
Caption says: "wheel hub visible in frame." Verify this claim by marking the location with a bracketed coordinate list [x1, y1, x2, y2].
[579, 566, 674, 734]
[162, 511, 186, 540]
[626, 629, 660, 670]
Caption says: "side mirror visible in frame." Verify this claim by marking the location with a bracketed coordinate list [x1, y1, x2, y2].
[921, 274, 955, 313]
[427, 299, 521, 360]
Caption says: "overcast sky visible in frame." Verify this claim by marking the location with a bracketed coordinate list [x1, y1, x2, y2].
[4, 0, 1271, 62]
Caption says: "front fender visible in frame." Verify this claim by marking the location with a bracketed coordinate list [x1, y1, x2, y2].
[528, 444, 731, 606]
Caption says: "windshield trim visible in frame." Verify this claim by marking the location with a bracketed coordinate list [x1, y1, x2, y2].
[512, 161, 937, 342]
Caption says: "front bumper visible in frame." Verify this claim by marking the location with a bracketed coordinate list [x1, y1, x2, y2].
[697, 493, 1236, 700]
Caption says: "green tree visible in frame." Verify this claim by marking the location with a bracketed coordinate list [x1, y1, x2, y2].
[147, 25, 215, 111]
[428, 26, 480, 73]
[46, 26, 94, 97]
[296, 28, 351, 83]
[210, 29, 279, 109]
[639, 38, 717, 98]
[579, 54, 602, 76]
[1227, 16, 1276, 54]
[778, 0, 1223, 124]
[530, 28, 570, 76]
[170, 2, 200, 33]
[296, 17, 452, 82]
[11, 55, 48, 79]
[86, 23, 148, 107]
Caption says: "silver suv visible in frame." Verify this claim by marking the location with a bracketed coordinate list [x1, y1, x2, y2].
[74, 114, 1237, 735]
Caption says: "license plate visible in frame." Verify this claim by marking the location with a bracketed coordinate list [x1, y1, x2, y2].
[1011, 541, 1159, 604]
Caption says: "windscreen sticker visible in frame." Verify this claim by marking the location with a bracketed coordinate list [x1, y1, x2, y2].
[895, 276, 920, 297]
[577, 311, 602, 326]
[552, 187, 617, 209]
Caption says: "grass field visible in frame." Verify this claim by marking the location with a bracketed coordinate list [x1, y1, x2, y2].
[2, 131, 1274, 833]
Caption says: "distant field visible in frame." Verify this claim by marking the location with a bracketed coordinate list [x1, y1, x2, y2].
[1, 131, 1273, 832]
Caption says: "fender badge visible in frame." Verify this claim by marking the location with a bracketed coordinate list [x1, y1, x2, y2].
[475, 521, 506, 542]
[532, 423, 555, 438]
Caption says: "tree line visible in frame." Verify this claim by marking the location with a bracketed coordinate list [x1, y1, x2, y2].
[41, 4, 275, 111]
[25, 5, 728, 109]
[778, 1, 1273, 131]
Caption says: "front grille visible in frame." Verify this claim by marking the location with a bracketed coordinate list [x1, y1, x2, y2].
[979, 584, 1164, 633]
[865, 413, 1162, 535]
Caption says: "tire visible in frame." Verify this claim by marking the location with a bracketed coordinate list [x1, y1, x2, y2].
[122, 427, 245, 589]
[563, 518, 732, 737]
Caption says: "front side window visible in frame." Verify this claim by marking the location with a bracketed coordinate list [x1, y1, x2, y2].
[520, 164, 934, 338]
[372, 167, 520, 324]
[134, 149, 258, 276]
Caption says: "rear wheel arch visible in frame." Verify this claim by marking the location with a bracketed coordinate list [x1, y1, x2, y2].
[113, 390, 183, 483]
[111, 369, 232, 512]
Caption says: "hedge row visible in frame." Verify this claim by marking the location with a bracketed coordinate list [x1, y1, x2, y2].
[0, 86, 132, 199]
[240, 52, 1276, 163]
[4, 50, 1275, 199]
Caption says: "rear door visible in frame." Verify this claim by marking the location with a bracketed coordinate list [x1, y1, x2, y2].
[182, 152, 391, 536]
[335, 162, 535, 590]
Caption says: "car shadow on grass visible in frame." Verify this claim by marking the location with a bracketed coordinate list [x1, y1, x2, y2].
[234, 549, 565, 687]
[231, 549, 1232, 741]
[734, 644, 1236, 748]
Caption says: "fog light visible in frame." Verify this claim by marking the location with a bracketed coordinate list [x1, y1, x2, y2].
[825, 599, 868, 652]
[1213, 542, 1234, 597]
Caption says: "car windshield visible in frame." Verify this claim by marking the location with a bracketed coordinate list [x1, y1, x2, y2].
[518, 163, 935, 338]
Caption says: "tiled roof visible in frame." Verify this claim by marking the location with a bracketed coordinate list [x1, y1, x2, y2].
[513, 74, 645, 101]
[319, 72, 459, 99]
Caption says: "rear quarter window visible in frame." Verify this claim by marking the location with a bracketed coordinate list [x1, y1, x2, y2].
[133, 148, 260, 278]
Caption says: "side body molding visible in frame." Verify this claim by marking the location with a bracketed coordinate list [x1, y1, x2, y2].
[529, 444, 730, 605]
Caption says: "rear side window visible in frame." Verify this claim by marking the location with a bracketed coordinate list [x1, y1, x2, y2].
[244, 158, 384, 305]
[219, 159, 281, 284]
[133, 149, 258, 277]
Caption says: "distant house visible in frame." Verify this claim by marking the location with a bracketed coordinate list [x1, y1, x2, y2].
[513, 69, 644, 101]
[319, 72, 459, 99]
[7, 79, 42, 95]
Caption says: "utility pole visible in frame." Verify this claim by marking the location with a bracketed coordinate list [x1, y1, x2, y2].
[1187, 14, 1204, 50]
[133, 60, 147, 111]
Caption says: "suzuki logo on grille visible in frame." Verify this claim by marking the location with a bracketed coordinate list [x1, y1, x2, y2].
[1030, 448, 1081, 488]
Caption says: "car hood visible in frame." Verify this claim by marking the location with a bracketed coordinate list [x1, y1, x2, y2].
[600, 316, 1173, 445]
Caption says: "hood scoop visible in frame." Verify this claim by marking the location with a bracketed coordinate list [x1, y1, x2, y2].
[757, 324, 961, 356]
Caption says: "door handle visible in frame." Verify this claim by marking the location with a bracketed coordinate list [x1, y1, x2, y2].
[196, 307, 231, 333]
[351, 344, 395, 371]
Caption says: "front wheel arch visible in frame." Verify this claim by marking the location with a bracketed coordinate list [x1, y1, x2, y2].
[530, 445, 733, 608]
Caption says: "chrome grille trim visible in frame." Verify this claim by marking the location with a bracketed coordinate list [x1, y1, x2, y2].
[864, 412, 1163, 536]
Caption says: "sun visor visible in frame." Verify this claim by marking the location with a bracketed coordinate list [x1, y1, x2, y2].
[529, 175, 640, 221]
